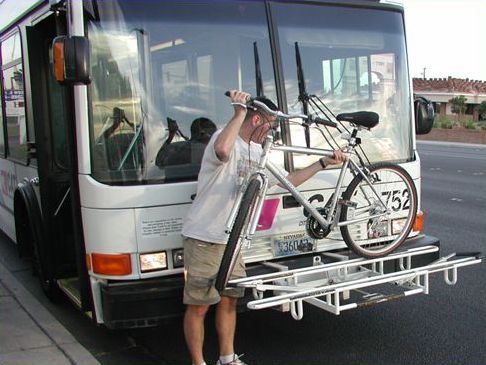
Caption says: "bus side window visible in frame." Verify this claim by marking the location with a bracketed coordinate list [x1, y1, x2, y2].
[2, 33, 28, 162]
[0, 84, 5, 156]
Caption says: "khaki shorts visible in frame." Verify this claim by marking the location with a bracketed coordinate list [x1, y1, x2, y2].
[183, 237, 246, 305]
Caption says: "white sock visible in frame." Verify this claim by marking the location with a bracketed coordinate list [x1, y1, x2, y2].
[193, 362, 207, 365]
[220, 354, 235, 364]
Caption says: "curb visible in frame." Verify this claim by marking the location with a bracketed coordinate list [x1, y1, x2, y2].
[417, 140, 486, 149]
[0, 261, 101, 365]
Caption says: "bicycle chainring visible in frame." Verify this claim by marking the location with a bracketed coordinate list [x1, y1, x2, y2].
[306, 208, 331, 239]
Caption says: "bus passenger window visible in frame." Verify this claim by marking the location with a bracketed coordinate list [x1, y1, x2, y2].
[1, 33, 28, 162]
[0, 86, 4, 156]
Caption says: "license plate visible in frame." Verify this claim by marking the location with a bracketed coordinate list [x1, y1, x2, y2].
[367, 220, 389, 239]
[273, 233, 315, 257]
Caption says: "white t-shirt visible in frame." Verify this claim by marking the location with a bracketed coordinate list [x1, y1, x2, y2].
[182, 130, 271, 244]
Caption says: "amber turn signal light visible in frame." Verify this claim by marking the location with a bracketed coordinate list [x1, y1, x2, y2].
[413, 210, 424, 232]
[91, 253, 132, 275]
[52, 37, 65, 82]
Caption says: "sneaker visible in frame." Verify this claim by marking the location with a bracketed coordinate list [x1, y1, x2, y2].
[215, 354, 247, 365]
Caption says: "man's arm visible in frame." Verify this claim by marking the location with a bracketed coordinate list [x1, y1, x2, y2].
[213, 90, 249, 162]
[285, 150, 346, 187]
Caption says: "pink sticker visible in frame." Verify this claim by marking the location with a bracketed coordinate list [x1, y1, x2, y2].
[256, 198, 280, 231]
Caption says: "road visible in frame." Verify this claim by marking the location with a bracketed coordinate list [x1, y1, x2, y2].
[1, 141, 485, 365]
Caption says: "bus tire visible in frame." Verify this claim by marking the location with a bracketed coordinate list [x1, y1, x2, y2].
[14, 183, 58, 300]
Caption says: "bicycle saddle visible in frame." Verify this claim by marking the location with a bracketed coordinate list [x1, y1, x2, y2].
[336, 111, 379, 129]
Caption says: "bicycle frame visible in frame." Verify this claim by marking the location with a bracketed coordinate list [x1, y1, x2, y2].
[224, 130, 390, 246]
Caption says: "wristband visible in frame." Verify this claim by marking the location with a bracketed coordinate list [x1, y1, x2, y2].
[319, 157, 327, 169]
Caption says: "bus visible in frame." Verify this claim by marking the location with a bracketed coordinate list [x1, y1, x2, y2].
[1, 0, 474, 329]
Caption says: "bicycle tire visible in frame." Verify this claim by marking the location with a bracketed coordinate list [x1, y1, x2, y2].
[340, 163, 418, 258]
[215, 178, 261, 292]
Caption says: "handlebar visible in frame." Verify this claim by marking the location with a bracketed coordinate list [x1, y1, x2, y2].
[224, 91, 337, 129]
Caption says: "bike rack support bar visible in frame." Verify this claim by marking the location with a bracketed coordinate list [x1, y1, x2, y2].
[305, 296, 342, 315]
[424, 272, 430, 295]
[290, 300, 304, 320]
[444, 267, 458, 285]
[399, 256, 412, 271]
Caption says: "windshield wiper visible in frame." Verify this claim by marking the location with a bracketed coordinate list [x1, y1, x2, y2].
[254, 41, 264, 97]
[294, 42, 311, 148]
[294, 43, 352, 153]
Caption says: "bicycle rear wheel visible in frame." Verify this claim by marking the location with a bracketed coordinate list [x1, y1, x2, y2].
[215, 178, 261, 292]
[340, 163, 417, 258]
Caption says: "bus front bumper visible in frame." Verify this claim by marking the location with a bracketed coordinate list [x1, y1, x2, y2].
[100, 234, 440, 329]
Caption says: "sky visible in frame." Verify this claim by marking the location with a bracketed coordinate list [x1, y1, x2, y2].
[403, 0, 486, 81]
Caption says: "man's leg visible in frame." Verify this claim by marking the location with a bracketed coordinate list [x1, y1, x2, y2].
[215, 295, 237, 357]
[184, 304, 209, 365]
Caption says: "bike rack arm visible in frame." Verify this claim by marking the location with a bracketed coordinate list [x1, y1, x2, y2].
[232, 247, 482, 319]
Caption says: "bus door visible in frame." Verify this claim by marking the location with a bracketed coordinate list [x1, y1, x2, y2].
[24, 13, 91, 311]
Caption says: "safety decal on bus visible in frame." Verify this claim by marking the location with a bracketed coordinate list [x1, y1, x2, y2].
[141, 217, 184, 238]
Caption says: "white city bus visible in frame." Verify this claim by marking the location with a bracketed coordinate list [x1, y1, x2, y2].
[1, 0, 474, 329]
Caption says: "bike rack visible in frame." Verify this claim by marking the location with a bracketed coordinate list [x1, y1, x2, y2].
[229, 245, 482, 320]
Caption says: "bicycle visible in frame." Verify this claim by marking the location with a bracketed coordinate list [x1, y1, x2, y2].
[215, 96, 418, 292]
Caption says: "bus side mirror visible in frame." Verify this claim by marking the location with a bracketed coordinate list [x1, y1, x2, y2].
[52, 36, 90, 85]
[414, 95, 434, 135]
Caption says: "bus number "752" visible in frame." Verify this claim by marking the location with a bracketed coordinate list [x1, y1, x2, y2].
[381, 189, 410, 211]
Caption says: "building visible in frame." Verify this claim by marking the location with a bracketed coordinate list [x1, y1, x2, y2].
[413, 77, 486, 122]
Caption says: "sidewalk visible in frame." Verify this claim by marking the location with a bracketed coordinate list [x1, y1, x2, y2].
[0, 262, 100, 365]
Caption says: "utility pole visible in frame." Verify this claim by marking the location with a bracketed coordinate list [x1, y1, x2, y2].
[421, 67, 426, 80]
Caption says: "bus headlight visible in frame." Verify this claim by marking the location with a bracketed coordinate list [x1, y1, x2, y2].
[172, 249, 184, 268]
[139, 252, 167, 273]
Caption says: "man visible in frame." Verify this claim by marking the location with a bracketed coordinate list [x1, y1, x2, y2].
[181, 90, 346, 365]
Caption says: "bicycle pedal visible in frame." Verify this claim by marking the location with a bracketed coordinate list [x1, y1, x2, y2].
[338, 199, 357, 208]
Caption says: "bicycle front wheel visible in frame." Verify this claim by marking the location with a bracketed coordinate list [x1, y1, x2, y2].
[215, 178, 261, 292]
[340, 163, 418, 258]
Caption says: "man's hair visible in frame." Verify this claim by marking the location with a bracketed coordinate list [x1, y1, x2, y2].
[190, 117, 216, 143]
[253, 96, 278, 112]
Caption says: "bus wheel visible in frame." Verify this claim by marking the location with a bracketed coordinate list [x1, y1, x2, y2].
[31, 227, 59, 300]
[14, 185, 59, 301]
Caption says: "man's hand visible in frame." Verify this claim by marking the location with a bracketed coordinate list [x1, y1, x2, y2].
[321, 149, 347, 167]
[228, 90, 251, 115]
[214, 90, 251, 162]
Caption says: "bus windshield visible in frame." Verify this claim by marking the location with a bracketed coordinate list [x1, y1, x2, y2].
[86, 1, 411, 186]
[87, 1, 276, 185]
[273, 3, 412, 168]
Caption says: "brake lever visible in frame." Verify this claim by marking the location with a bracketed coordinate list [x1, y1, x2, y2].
[230, 102, 249, 109]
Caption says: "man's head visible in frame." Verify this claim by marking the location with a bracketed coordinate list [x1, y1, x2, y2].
[243, 96, 279, 144]
[190, 117, 217, 143]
